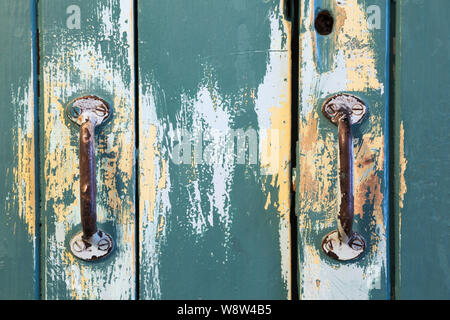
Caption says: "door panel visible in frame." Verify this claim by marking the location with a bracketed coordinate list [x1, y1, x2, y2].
[296, 0, 390, 299]
[38, 0, 136, 299]
[0, 0, 38, 299]
[394, 0, 450, 299]
[137, 0, 292, 299]
[1, 0, 448, 300]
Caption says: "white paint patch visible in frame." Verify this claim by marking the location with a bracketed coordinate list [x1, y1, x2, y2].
[253, 11, 291, 295]
[177, 80, 234, 245]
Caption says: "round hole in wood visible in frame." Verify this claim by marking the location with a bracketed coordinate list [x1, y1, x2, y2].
[315, 10, 334, 35]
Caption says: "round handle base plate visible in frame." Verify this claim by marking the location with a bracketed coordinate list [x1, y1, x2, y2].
[322, 93, 367, 125]
[322, 230, 366, 261]
[69, 230, 114, 261]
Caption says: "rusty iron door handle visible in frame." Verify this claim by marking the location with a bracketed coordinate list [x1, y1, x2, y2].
[321, 94, 367, 261]
[67, 96, 114, 261]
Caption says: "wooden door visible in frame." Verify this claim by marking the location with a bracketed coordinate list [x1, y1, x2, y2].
[0, 0, 448, 300]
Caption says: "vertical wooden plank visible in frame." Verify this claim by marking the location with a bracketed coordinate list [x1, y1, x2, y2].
[0, 0, 38, 299]
[138, 0, 292, 299]
[394, 0, 450, 299]
[39, 0, 136, 299]
[297, 0, 390, 299]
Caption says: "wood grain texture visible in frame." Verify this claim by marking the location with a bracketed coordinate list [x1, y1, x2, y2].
[39, 0, 136, 299]
[0, 0, 38, 300]
[296, 0, 389, 299]
[394, 0, 450, 299]
[138, 0, 292, 299]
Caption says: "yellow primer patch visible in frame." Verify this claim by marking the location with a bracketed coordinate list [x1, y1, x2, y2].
[354, 114, 385, 228]
[41, 1, 136, 299]
[140, 124, 158, 223]
[338, 0, 383, 93]
[298, 111, 337, 225]
[13, 124, 36, 237]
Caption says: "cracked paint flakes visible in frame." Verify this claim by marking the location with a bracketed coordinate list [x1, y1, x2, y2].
[179, 75, 234, 240]
[254, 7, 291, 297]
[298, 0, 387, 299]
[41, 0, 135, 299]
[138, 83, 171, 300]
[10, 78, 36, 237]
[354, 115, 385, 227]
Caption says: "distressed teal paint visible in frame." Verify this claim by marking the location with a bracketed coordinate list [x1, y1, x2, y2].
[138, 0, 291, 299]
[394, 0, 450, 299]
[0, 0, 38, 300]
[296, 0, 390, 299]
[38, 0, 136, 299]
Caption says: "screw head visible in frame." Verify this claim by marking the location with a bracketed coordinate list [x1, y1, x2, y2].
[322, 94, 367, 125]
[352, 104, 364, 116]
[69, 230, 114, 261]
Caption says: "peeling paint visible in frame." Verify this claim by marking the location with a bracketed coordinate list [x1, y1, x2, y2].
[254, 9, 292, 296]
[40, 0, 135, 299]
[298, 0, 388, 299]
[11, 79, 36, 237]
[139, 82, 172, 299]
[138, 1, 291, 299]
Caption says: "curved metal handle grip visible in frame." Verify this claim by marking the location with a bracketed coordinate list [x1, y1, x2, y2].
[321, 94, 366, 261]
[67, 96, 114, 261]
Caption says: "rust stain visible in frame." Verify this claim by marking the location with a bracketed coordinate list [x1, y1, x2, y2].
[354, 115, 385, 228]
[298, 111, 337, 224]
[255, 4, 292, 298]
[156, 216, 165, 239]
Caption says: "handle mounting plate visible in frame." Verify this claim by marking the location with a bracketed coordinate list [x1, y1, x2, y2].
[70, 230, 114, 262]
[67, 96, 111, 127]
[322, 93, 367, 125]
[322, 230, 366, 261]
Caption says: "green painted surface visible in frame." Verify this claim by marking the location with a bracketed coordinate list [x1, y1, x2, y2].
[138, 0, 292, 299]
[38, 0, 136, 299]
[1, 0, 448, 300]
[0, 0, 37, 299]
[394, 0, 450, 299]
[296, 0, 390, 299]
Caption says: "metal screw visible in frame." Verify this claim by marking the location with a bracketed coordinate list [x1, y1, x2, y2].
[73, 240, 85, 252]
[326, 104, 337, 115]
[98, 239, 110, 251]
[352, 104, 364, 115]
